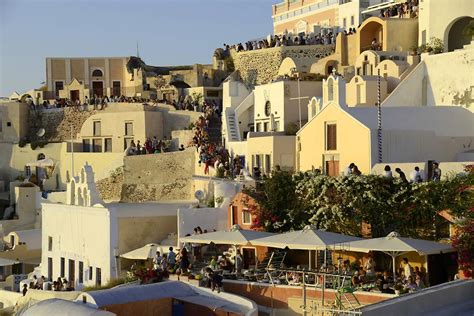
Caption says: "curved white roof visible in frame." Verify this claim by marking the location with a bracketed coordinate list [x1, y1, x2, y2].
[22, 299, 115, 316]
[80, 281, 255, 315]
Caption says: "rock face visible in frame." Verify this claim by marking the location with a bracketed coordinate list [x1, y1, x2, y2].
[232, 45, 335, 86]
[28, 108, 96, 142]
[96, 167, 123, 201]
[121, 151, 195, 202]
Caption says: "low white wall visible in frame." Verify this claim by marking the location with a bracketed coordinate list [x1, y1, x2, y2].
[177, 207, 228, 240]
[0, 289, 21, 308]
[361, 280, 474, 316]
[372, 161, 473, 180]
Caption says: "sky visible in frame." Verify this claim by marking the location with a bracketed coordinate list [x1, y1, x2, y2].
[0, 0, 276, 96]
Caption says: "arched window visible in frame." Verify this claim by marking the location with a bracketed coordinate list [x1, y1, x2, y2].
[92, 69, 103, 77]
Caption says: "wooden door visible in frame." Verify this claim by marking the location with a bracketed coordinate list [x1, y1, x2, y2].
[326, 160, 340, 176]
[231, 206, 238, 226]
[92, 81, 104, 97]
[70, 90, 80, 101]
[242, 248, 256, 269]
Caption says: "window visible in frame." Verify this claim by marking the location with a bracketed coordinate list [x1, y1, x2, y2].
[125, 122, 133, 136]
[93, 121, 101, 136]
[0, 119, 2, 133]
[242, 210, 252, 225]
[104, 138, 112, 152]
[265, 154, 271, 173]
[89, 266, 93, 280]
[48, 236, 53, 251]
[112, 81, 121, 97]
[350, 15, 355, 26]
[274, 120, 280, 131]
[25, 166, 32, 177]
[264, 101, 271, 116]
[96, 267, 102, 286]
[9, 235, 14, 246]
[55, 81, 64, 97]
[207, 90, 219, 98]
[79, 261, 84, 283]
[48, 258, 53, 281]
[60, 257, 65, 277]
[263, 122, 269, 132]
[256, 123, 262, 132]
[326, 123, 337, 151]
[6, 122, 11, 127]
[343, 18, 347, 28]
[92, 69, 103, 77]
[69, 259, 75, 283]
[93, 139, 102, 152]
[82, 139, 91, 152]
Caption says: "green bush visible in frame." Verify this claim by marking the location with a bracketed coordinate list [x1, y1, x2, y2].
[82, 277, 128, 292]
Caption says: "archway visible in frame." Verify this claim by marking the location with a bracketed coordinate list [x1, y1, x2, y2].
[446, 16, 473, 52]
[359, 20, 384, 53]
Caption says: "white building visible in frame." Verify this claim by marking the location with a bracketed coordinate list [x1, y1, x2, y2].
[40, 165, 195, 288]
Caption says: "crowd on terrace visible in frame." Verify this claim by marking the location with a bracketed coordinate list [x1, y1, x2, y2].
[380, 0, 419, 19]
[227, 29, 337, 53]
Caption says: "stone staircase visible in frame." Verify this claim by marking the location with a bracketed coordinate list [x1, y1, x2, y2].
[208, 115, 222, 145]
[224, 108, 240, 142]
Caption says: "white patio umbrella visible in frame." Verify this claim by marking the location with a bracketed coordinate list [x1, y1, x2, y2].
[119, 243, 169, 260]
[180, 225, 276, 271]
[251, 225, 362, 269]
[180, 225, 275, 246]
[335, 232, 455, 278]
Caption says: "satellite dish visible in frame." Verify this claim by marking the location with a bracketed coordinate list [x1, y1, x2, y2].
[36, 128, 45, 137]
[194, 190, 205, 200]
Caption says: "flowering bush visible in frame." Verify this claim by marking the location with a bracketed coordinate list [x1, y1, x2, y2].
[133, 267, 168, 284]
[452, 219, 474, 278]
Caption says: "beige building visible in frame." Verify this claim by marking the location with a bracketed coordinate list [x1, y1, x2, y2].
[417, 0, 473, 51]
[271, 0, 385, 35]
[346, 75, 388, 107]
[0, 101, 29, 144]
[297, 100, 474, 175]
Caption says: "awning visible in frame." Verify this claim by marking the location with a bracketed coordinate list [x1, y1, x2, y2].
[180, 225, 275, 246]
[0, 258, 19, 267]
[251, 225, 361, 250]
[119, 243, 171, 260]
[362, 0, 399, 14]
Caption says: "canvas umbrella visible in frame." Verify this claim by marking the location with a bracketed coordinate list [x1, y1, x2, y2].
[180, 225, 276, 271]
[251, 225, 362, 268]
[119, 243, 168, 260]
[334, 232, 455, 278]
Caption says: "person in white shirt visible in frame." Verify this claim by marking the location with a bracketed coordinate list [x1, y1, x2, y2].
[344, 163, 355, 176]
[153, 251, 163, 271]
[384, 165, 392, 178]
[410, 166, 423, 183]
[167, 247, 176, 266]
[401, 257, 413, 281]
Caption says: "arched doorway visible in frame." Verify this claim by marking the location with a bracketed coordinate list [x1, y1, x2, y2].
[446, 16, 473, 52]
[359, 20, 384, 53]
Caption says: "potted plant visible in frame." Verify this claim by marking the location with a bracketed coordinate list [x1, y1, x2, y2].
[394, 283, 403, 296]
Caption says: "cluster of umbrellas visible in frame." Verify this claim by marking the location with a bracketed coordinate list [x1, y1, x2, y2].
[120, 226, 454, 278]
[179, 225, 454, 277]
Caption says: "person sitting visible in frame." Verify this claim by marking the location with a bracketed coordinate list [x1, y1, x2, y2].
[404, 275, 417, 292]
[22, 284, 28, 296]
[179, 144, 185, 151]
[209, 256, 218, 270]
[205, 267, 223, 293]
[414, 273, 425, 290]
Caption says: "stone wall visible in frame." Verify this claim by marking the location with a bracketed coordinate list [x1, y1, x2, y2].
[28, 108, 96, 142]
[121, 150, 195, 202]
[232, 45, 335, 86]
[96, 167, 123, 202]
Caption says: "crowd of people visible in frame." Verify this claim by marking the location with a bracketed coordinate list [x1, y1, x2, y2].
[225, 29, 338, 54]
[125, 137, 173, 155]
[344, 162, 442, 182]
[22, 275, 75, 296]
[380, 0, 419, 19]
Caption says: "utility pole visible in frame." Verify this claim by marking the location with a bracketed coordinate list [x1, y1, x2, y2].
[377, 69, 382, 163]
[290, 68, 309, 130]
[70, 125, 74, 177]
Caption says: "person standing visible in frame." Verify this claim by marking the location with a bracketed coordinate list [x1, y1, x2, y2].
[410, 166, 423, 183]
[401, 257, 413, 281]
[344, 163, 355, 176]
[395, 168, 408, 183]
[153, 251, 163, 271]
[167, 247, 176, 266]
[432, 162, 441, 182]
[384, 165, 393, 178]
